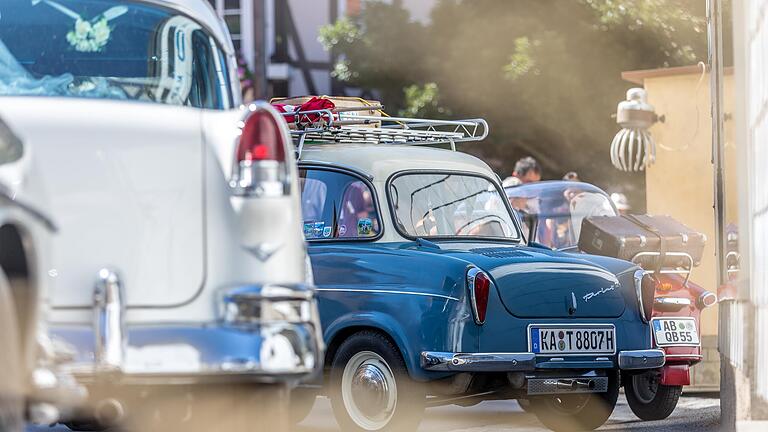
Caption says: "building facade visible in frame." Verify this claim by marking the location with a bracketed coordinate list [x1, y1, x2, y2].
[720, 0, 768, 430]
[207, 0, 436, 100]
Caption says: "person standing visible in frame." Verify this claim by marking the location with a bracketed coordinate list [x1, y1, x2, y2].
[502, 156, 542, 186]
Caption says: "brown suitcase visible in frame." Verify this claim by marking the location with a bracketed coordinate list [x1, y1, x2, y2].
[578, 214, 706, 270]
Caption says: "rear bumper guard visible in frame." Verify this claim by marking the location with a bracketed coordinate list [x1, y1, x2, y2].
[421, 349, 665, 372]
[617, 349, 666, 370]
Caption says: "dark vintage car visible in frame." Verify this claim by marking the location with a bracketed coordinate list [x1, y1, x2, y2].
[506, 180, 717, 421]
[282, 104, 665, 432]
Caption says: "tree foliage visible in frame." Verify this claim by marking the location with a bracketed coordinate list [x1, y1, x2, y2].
[320, 0, 707, 205]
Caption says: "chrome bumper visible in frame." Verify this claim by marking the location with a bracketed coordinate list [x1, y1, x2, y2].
[421, 352, 537, 372]
[54, 321, 321, 385]
[617, 349, 666, 370]
[54, 272, 323, 385]
[421, 349, 665, 372]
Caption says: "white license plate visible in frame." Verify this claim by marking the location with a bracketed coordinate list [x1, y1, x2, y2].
[652, 318, 700, 346]
[529, 325, 616, 354]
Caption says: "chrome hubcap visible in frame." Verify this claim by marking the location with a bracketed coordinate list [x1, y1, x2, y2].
[341, 351, 397, 430]
[351, 364, 390, 417]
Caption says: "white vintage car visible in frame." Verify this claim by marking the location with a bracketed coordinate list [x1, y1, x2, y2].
[0, 0, 321, 430]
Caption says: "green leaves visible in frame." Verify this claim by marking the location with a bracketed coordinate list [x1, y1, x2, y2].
[503, 37, 541, 81]
[400, 83, 450, 117]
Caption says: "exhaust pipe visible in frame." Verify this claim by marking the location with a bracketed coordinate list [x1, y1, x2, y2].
[94, 398, 125, 426]
[555, 379, 597, 391]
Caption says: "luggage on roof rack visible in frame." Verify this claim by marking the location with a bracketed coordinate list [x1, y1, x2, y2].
[270, 96, 489, 157]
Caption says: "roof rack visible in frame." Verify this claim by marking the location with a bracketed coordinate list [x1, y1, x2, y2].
[279, 105, 489, 157]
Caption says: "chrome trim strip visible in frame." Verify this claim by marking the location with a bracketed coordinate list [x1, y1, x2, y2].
[420, 351, 536, 372]
[618, 349, 665, 370]
[466, 267, 487, 325]
[634, 269, 649, 323]
[315, 288, 459, 302]
[654, 297, 692, 307]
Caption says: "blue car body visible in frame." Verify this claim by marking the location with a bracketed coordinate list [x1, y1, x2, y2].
[298, 145, 663, 397]
[311, 241, 652, 381]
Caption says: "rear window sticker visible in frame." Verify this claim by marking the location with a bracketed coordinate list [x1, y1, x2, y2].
[338, 225, 347, 236]
[358, 218, 373, 236]
[322, 226, 332, 238]
[313, 221, 325, 238]
[303, 222, 314, 238]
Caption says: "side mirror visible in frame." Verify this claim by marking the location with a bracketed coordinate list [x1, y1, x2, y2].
[0, 117, 23, 165]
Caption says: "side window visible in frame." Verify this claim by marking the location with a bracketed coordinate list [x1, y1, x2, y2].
[300, 169, 381, 240]
[189, 30, 223, 109]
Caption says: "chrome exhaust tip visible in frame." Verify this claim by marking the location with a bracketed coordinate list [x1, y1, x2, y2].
[94, 398, 125, 426]
[556, 379, 577, 390]
[576, 379, 597, 390]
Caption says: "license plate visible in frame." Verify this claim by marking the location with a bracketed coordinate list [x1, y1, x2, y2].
[652, 318, 700, 346]
[529, 325, 616, 355]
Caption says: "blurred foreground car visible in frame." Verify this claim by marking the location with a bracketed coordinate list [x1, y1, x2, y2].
[2, 117, 86, 432]
[280, 98, 664, 432]
[506, 181, 716, 421]
[0, 1, 321, 430]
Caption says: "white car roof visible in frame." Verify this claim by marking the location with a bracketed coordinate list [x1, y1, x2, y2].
[299, 144, 500, 182]
[146, 0, 233, 53]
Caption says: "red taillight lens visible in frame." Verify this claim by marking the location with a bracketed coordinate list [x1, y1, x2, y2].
[236, 110, 286, 162]
[468, 268, 491, 325]
[230, 105, 290, 197]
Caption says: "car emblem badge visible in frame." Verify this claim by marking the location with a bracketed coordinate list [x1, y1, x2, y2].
[243, 242, 283, 262]
[582, 285, 617, 302]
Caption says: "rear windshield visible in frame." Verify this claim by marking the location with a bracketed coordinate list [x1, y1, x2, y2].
[0, 0, 233, 109]
[388, 172, 520, 240]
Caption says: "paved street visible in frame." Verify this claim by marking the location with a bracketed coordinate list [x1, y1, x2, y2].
[31, 393, 719, 431]
[296, 393, 720, 432]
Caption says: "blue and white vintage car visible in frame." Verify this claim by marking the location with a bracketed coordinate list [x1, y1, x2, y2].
[285, 101, 665, 432]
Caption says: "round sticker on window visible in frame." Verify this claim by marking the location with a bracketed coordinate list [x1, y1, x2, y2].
[338, 225, 347, 236]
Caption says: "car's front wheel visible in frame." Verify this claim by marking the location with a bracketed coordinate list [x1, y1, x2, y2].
[625, 371, 682, 421]
[530, 371, 620, 432]
[329, 331, 425, 432]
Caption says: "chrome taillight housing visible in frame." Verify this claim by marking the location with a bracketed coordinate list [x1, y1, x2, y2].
[229, 103, 291, 197]
[633, 269, 656, 322]
[467, 267, 491, 325]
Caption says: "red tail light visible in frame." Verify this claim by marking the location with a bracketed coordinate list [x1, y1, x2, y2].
[468, 268, 491, 325]
[236, 109, 286, 162]
[230, 104, 290, 197]
[634, 270, 656, 322]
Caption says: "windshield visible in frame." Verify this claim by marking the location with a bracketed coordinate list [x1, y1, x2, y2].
[506, 182, 617, 249]
[0, 0, 233, 108]
[389, 172, 520, 240]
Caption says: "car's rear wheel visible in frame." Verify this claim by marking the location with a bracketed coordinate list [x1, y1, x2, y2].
[329, 331, 425, 432]
[530, 372, 620, 432]
[625, 371, 681, 421]
[0, 268, 24, 432]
